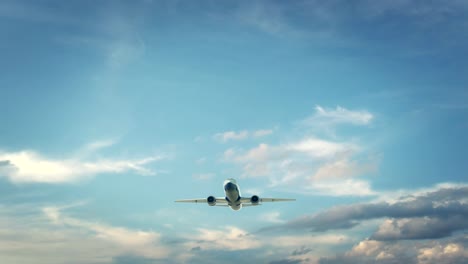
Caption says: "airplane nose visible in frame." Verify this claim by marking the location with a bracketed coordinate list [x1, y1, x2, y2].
[224, 182, 235, 191]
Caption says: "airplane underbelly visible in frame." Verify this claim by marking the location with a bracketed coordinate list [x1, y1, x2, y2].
[230, 204, 241, 211]
[225, 189, 239, 203]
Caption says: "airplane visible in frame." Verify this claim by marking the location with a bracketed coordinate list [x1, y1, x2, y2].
[175, 178, 295, 211]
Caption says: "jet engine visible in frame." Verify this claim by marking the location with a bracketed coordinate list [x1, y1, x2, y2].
[207, 196, 216, 206]
[250, 195, 260, 205]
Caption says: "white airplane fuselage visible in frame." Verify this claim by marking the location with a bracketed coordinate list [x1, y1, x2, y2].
[224, 178, 242, 210]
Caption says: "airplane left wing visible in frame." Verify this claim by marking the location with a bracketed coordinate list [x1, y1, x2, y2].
[175, 197, 228, 204]
[175, 198, 207, 203]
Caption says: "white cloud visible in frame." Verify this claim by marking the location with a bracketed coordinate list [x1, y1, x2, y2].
[287, 137, 356, 158]
[0, 142, 165, 184]
[418, 243, 468, 264]
[222, 136, 375, 196]
[261, 211, 286, 224]
[0, 204, 169, 264]
[214, 128, 273, 142]
[185, 226, 262, 251]
[312, 156, 378, 180]
[321, 236, 468, 264]
[346, 240, 386, 257]
[308, 179, 376, 197]
[303, 105, 373, 129]
[253, 129, 274, 137]
[214, 130, 249, 142]
[42, 206, 167, 258]
[218, 105, 377, 196]
[192, 173, 215, 180]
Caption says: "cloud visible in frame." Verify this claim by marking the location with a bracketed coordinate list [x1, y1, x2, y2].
[302, 105, 374, 128]
[261, 211, 286, 224]
[263, 185, 468, 239]
[192, 173, 215, 181]
[0, 142, 165, 184]
[214, 130, 249, 142]
[312, 156, 378, 180]
[0, 203, 169, 264]
[42, 206, 168, 259]
[235, 1, 297, 37]
[184, 226, 262, 251]
[224, 138, 356, 175]
[287, 138, 357, 158]
[223, 136, 376, 196]
[319, 236, 468, 264]
[418, 242, 468, 264]
[319, 239, 412, 264]
[179, 225, 350, 263]
[214, 129, 273, 142]
[253, 129, 274, 137]
[308, 179, 376, 197]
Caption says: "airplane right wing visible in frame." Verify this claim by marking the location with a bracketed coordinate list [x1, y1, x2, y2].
[239, 197, 296, 204]
[258, 198, 296, 202]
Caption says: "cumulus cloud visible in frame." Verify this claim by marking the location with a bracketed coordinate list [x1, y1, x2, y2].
[264, 185, 468, 239]
[0, 141, 165, 184]
[223, 136, 375, 196]
[418, 242, 468, 264]
[320, 236, 468, 264]
[224, 138, 356, 175]
[319, 239, 412, 264]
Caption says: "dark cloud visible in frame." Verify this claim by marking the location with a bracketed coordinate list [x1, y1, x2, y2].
[291, 246, 313, 256]
[112, 255, 162, 264]
[371, 215, 468, 240]
[319, 254, 415, 264]
[262, 186, 468, 240]
[0, 160, 11, 166]
[191, 246, 202, 251]
[269, 259, 302, 264]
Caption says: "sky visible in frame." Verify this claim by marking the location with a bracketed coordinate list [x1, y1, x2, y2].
[0, 0, 468, 263]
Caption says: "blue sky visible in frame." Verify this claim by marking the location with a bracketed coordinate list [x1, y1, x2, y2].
[1, 0, 467, 263]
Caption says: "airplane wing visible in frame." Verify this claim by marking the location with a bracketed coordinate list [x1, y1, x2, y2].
[174, 197, 228, 204]
[258, 198, 296, 202]
[241, 203, 261, 207]
[239, 197, 296, 204]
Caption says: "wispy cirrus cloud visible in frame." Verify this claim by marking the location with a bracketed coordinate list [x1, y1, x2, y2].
[42, 206, 168, 259]
[302, 105, 374, 129]
[0, 140, 165, 184]
[214, 128, 273, 142]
